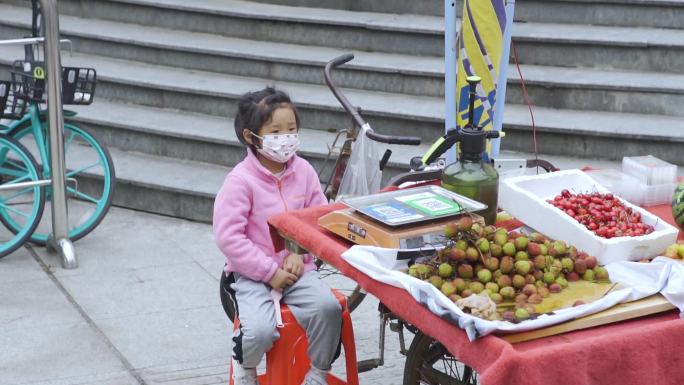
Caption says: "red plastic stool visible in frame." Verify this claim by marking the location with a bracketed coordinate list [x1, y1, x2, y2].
[229, 290, 359, 385]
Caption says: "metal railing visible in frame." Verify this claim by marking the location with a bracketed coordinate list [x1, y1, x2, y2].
[0, 0, 76, 268]
[0, 36, 71, 47]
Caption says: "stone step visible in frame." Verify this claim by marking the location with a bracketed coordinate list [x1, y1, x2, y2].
[67, 98, 684, 175]
[512, 21, 684, 73]
[0, 6, 445, 98]
[1, 6, 682, 116]
[516, 0, 684, 29]
[0, 44, 444, 142]
[101, 144, 683, 224]
[252, 0, 684, 29]
[1, 46, 681, 164]
[22, 119, 684, 224]
[105, 146, 226, 222]
[250, 0, 445, 16]
[499, 107, 684, 166]
[506, 65, 684, 117]
[18, 0, 684, 72]
[66, 99, 431, 184]
[67, 92, 684, 170]
[47, 0, 445, 57]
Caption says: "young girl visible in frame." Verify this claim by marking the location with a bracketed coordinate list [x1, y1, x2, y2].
[213, 87, 342, 385]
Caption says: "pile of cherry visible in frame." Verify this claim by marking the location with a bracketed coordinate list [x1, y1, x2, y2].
[547, 189, 654, 238]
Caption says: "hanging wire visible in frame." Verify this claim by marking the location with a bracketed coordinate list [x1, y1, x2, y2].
[511, 40, 539, 174]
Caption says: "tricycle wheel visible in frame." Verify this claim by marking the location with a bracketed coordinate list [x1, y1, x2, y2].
[403, 331, 478, 385]
[315, 258, 366, 312]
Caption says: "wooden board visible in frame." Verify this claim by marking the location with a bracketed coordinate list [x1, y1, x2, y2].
[500, 293, 675, 344]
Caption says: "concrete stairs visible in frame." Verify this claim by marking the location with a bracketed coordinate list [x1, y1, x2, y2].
[252, 0, 684, 28]
[0, 0, 681, 222]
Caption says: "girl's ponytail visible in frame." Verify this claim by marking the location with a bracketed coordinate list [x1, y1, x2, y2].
[234, 93, 259, 146]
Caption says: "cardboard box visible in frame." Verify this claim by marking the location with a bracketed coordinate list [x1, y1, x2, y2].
[499, 170, 679, 265]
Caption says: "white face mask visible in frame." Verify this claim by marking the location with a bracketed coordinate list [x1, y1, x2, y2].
[253, 133, 300, 164]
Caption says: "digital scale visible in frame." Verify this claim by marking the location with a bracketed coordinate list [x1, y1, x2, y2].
[319, 186, 487, 249]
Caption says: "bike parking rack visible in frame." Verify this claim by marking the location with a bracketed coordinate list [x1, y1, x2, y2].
[0, 1, 77, 268]
[0, 36, 71, 48]
[38, 0, 76, 268]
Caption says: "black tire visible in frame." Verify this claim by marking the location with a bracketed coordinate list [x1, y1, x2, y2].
[220, 270, 237, 321]
[0, 135, 45, 259]
[403, 332, 478, 385]
[314, 258, 366, 312]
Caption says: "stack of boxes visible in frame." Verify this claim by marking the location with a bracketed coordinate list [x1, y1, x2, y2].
[585, 155, 678, 207]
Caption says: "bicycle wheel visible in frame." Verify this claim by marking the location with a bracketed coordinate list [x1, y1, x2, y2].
[314, 258, 366, 312]
[0, 135, 45, 258]
[403, 331, 478, 385]
[220, 270, 237, 321]
[6, 121, 115, 244]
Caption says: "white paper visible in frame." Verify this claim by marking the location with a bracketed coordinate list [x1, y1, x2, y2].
[341, 245, 684, 341]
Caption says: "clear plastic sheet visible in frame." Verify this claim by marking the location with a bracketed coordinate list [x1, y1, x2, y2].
[336, 123, 381, 201]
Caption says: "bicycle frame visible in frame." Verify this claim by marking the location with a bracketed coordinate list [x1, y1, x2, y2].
[321, 54, 422, 201]
[0, 104, 54, 193]
[0, 103, 83, 195]
[2, 104, 51, 177]
[321, 116, 359, 201]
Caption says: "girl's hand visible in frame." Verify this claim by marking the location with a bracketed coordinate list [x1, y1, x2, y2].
[283, 253, 305, 277]
[269, 268, 298, 289]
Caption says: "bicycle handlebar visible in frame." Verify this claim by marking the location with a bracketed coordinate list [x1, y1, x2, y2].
[323, 54, 421, 146]
[527, 159, 560, 172]
[324, 54, 365, 129]
[365, 129, 421, 146]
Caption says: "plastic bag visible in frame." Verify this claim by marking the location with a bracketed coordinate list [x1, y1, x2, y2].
[336, 123, 382, 201]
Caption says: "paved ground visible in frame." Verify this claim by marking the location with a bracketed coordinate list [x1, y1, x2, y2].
[0, 206, 410, 385]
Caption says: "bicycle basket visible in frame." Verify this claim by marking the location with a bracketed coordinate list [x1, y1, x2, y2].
[11, 61, 97, 105]
[61, 67, 96, 105]
[11, 60, 46, 103]
[0, 80, 29, 120]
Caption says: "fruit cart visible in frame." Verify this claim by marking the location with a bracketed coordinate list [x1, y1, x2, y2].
[267, 191, 684, 385]
[258, 52, 684, 385]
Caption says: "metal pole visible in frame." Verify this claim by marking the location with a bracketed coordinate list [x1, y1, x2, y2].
[491, 0, 516, 158]
[0, 179, 53, 191]
[0, 37, 46, 46]
[0, 37, 71, 46]
[40, 0, 77, 269]
[444, 0, 458, 164]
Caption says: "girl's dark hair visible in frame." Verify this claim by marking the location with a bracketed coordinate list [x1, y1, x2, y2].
[234, 87, 300, 147]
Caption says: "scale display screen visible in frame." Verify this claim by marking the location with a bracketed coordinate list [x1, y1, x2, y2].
[399, 231, 447, 249]
[342, 185, 487, 227]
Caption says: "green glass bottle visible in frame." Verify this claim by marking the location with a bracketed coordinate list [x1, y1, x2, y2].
[421, 75, 501, 225]
[442, 152, 499, 225]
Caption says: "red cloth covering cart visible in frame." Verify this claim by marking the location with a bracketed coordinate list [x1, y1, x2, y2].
[269, 201, 684, 385]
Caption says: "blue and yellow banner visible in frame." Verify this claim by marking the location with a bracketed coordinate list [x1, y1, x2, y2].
[456, 0, 507, 154]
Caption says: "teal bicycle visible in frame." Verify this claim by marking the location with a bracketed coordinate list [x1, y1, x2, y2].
[0, 79, 44, 257]
[0, 58, 115, 254]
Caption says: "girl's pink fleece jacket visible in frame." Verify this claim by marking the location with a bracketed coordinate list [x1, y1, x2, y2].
[213, 149, 327, 283]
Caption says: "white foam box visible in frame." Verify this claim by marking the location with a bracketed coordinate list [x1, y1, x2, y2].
[499, 169, 679, 265]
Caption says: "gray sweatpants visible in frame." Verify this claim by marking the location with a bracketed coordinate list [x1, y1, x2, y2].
[231, 271, 342, 370]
